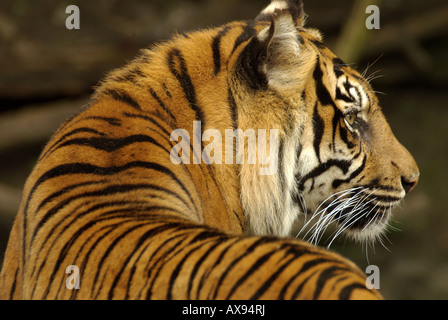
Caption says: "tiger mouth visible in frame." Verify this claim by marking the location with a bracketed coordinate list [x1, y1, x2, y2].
[297, 187, 401, 246]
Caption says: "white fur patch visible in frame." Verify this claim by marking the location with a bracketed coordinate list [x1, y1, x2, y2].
[242, 121, 303, 237]
[260, 1, 289, 16]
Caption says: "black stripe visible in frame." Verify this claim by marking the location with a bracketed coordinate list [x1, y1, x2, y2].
[143, 233, 190, 299]
[147, 161, 199, 216]
[225, 250, 277, 299]
[312, 59, 346, 155]
[333, 57, 347, 67]
[297, 159, 351, 192]
[290, 273, 314, 299]
[313, 58, 336, 108]
[148, 86, 177, 122]
[37, 180, 106, 211]
[141, 227, 193, 279]
[331, 107, 342, 152]
[122, 111, 204, 206]
[167, 48, 204, 125]
[57, 134, 169, 154]
[40, 212, 155, 299]
[167, 48, 209, 165]
[228, 87, 238, 128]
[76, 223, 119, 299]
[296, 140, 303, 161]
[144, 224, 212, 298]
[311, 39, 326, 50]
[277, 250, 313, 299]
[212, 26, 231, 76]
[231, 209, 244, 233]
[67, 223, 116, 299]
[9, 268, 18, 300]
[231, 22, 256, 54]
[122, 112, 173, 138]
[42, 212, 145, 298]
[94, 221, 196, 300]
[108, 223, 181, 299]
[30, 163, 197, 243]
[336, 87, 353, 103]
[34, 204, 185, 288]
[250, 254, 298, 300]
[343, 78, 354, 100]
[196, 237, 239, 299]
[209, 237, 272, 299]
[25, 162, 135, 208]
[167, 241, 206, 299]
[339, 122, 355, 149]
[277, 139, 287, 196]
[162, 82, 172, 98]
[104, 89, 142, 111]
[172, 230, 229, 300]
[92, 223, 145, 298]
[85, 221, 186, 299]
[85, 116, 122, 126]
[34, 180, 193, 238]
[339, 282, 370, 300]
[36, 201, 168, 266]
[312, 102, 324, 163]
[314, 265, 351, 299]
[332, 155, 367, 189]
[236, 28, 269, 90]
[112, 67, 145, 85]
[56, 127, 106, 138]
[40, 127, 107, 161]
[33, 206, 150, 294]
[333, 57, 346, 78]
[124, 240, 152, 299]
[187, 239, 224, 299]
[66, 215, 168, 299]
[289, 258, 335, 299]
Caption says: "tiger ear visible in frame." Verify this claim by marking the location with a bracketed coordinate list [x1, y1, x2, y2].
[256, 0, 305, 27]
[241, 2, 309, 91]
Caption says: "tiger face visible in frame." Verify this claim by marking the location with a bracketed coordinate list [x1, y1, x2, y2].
[297, 49, 419, 244]
[233, 1, 419, 243]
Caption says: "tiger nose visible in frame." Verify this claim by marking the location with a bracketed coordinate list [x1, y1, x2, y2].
[401, 173, 419, 194]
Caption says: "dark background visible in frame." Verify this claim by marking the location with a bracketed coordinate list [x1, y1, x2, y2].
[0, 0, 447, 299]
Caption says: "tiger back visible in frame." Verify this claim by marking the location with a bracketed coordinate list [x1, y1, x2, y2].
[0, 0, 418, 300]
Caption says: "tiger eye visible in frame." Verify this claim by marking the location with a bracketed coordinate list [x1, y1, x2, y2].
[345, 112, 357, 126]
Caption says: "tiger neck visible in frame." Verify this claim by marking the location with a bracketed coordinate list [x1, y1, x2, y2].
[91, 26, 248, 234]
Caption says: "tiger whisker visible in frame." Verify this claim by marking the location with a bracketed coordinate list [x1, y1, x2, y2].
[326, 198, 378, 249]
[300, 187, 364, 243]
[296, 187, 362, 240]
[304, 187, 371, 246]
[362, 54, 384, 78]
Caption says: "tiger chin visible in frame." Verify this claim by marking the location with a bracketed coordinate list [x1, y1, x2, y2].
[0, 0, 419, 300]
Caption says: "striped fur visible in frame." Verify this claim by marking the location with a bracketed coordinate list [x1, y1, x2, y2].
[0, 0, 418, 300]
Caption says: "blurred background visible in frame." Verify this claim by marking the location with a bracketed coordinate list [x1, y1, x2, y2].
[0, 0, 447, 299]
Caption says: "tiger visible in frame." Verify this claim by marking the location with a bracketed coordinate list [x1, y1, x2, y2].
[0, 0, 419, 300]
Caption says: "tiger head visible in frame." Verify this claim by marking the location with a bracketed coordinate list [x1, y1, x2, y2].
[231, 0, 419, 244]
